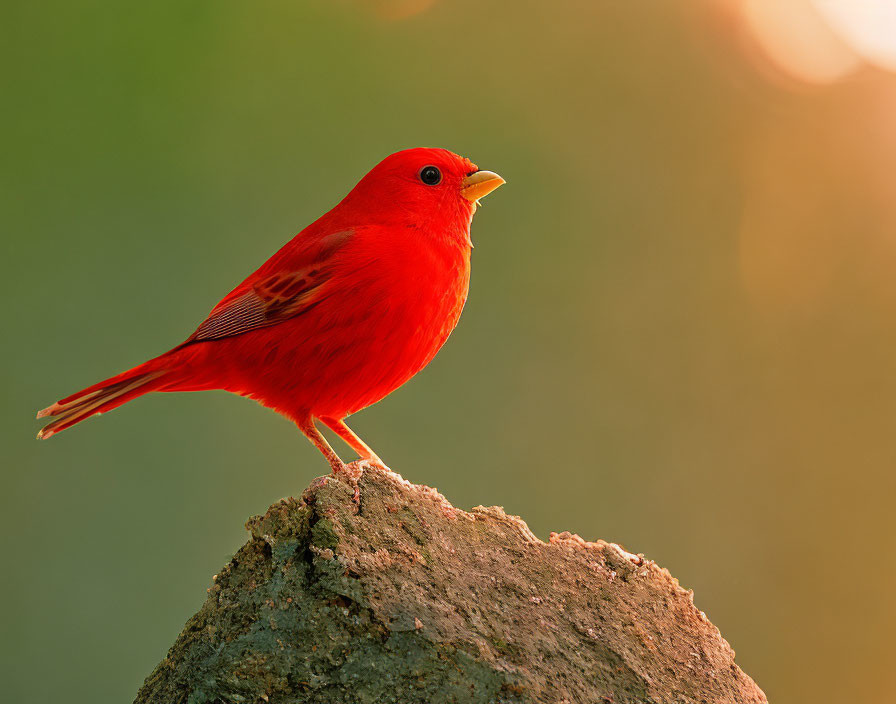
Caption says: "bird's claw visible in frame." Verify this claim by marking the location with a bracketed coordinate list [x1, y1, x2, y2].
[356, 458, 390, 473]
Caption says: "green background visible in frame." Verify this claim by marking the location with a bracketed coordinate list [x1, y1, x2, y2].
[4, 2, 896, 702]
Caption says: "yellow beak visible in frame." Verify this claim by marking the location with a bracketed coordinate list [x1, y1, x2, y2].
[461, 170, 505, 203]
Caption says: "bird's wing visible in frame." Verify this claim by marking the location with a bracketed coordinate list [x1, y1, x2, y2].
[185, 229, 354, 344]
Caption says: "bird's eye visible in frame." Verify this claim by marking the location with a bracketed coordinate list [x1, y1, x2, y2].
[419, 165, 442, 186]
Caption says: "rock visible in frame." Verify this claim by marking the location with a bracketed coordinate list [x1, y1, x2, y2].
[135, 464, 766, 704]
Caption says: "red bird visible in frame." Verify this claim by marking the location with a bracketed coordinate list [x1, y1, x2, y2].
[36, 148, 505, 472]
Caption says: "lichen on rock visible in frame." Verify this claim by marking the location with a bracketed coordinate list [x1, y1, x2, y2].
[135, 464, 766, 704]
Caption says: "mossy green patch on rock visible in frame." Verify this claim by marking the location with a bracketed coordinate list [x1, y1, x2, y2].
[135, 464, 766, 704]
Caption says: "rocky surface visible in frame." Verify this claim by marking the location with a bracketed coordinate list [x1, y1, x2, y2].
[136, 464, 766, 704]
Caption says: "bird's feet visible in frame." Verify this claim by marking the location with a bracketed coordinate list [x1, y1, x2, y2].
[326, 454, 385, 474]
[355, 457, 391, 473]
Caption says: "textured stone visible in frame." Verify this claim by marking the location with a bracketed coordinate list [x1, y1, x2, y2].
[135, 463, 766, 704]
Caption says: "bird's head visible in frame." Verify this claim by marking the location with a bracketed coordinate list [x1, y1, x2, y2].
[334, 148, 505, 243]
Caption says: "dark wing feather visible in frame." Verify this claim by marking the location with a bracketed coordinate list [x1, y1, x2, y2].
[185, 230, 353, 344]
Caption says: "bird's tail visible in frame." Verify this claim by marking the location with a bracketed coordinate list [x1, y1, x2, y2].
[36, 362, 171, 440]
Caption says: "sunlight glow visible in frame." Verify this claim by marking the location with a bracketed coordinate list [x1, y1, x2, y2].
[812, 0, 896, 71]
[739, 0, 860, 84]
[737, 0, 896, 83]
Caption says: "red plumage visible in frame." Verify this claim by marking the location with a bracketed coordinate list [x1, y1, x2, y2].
[36, 148, 505, 472]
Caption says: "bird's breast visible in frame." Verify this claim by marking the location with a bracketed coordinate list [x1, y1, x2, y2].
[356, 239, 470, 356]
[274, 236, 472, 417]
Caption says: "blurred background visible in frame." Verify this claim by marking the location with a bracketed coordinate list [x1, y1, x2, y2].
[3, 0, 896, 701]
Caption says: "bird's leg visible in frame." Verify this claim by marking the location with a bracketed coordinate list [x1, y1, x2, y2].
[297, 416, 346, 473]
[320, 416, 386, 468]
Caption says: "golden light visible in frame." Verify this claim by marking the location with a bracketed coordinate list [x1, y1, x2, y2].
[736, 0, 896, 84]
[738, 0, 860, 84]
[812, 0, 896, 72]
